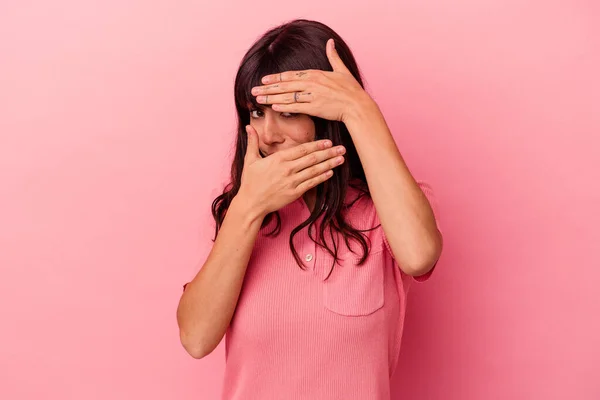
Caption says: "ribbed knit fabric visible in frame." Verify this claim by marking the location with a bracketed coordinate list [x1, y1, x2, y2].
[190, 181, 440, 400]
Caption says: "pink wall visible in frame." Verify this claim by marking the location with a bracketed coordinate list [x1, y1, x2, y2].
[1, 1, 598, 399]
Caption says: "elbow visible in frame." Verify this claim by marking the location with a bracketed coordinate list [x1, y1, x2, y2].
[402, 258, 438, 278]
[185, 344, 209, 360]
[177, 297, 218, 359]
[180, 332, 214, 359]
[402, 230, 443, 277]
[180, 331, 205, 359]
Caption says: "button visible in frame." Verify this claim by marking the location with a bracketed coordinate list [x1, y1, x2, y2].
[305, 253, 313, 262]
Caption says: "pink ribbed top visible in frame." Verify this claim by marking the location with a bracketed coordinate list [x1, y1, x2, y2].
[196, 181, 439, 400]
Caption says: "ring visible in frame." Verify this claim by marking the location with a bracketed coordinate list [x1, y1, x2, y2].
[294, 92, 299, 102]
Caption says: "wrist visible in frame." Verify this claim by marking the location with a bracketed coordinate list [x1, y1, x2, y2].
[230, 192, 266, 225]
[344, 94, 381, 127]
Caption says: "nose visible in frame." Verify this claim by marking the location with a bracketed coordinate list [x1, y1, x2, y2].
[260, 110, 284, 146]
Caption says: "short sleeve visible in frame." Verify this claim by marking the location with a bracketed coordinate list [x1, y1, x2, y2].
[381, 180, 442, 282]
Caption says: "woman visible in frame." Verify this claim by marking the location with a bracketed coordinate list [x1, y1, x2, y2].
[177, 18, 443, 400]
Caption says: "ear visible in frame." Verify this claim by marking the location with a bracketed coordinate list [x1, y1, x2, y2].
[326, 38, 351, 74]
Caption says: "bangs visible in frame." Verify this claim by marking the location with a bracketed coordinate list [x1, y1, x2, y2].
[234, 46, 329, 114]
[235, 57, 281, 113]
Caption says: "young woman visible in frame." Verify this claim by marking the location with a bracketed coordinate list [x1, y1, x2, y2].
[177, 18, 443, 400]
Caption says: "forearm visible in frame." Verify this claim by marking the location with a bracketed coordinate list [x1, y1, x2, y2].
[345, 98, 442, 275]
[176, 195, 264, 358]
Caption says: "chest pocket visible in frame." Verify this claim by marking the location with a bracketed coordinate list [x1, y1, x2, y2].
[322, 246, 386, 316]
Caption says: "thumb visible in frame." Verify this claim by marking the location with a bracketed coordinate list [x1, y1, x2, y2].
[326, 38, 350, 74]
[244, 125, 260, 162]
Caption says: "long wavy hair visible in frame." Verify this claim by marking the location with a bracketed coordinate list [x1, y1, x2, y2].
[211, 19, 378, 280]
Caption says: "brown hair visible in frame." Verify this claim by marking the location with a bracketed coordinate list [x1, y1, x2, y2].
[211, 19, 377, 280]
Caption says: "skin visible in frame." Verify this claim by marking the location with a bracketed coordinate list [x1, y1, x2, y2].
[176, 38, 442, 359]
[248, 105, 320, 211]
[250, 38, 442, 277]
[177, 108, 338, 359]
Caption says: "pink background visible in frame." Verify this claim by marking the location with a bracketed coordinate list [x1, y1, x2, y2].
[1, 1, 599, 399]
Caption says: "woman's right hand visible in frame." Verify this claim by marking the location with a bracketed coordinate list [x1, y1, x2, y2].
[237, 125, 346, 218]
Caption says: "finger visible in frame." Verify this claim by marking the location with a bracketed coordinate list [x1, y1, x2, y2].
[326, 38, 351, 74]
[261, 69, 315, 84]
[271, 102, 313, 113]
[290, 144, 345, 175]
[279, 138, 332, 162]
[244, 125, 260, 162]
[295, 168, 334, 194]
[293, 151, 344, 188]
[251, 81, 307, 96]
[257, 92, 314, 105]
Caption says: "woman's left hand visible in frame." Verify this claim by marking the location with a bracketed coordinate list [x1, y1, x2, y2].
[251, 38, 373, 124]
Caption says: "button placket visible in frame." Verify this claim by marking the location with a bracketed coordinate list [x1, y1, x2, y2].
[303, 239, 316, 272]
[299, 224, 318, 273]
[294, 199, 320, 275]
